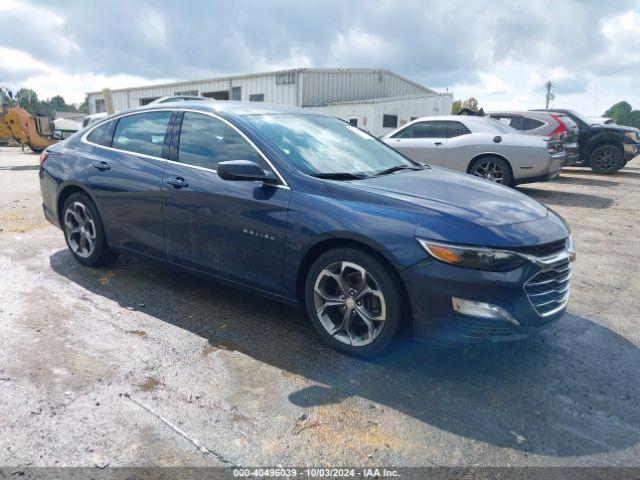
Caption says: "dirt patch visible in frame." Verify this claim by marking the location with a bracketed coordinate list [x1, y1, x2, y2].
[138, 377, 162, 392]
[127, 330, 147, 337]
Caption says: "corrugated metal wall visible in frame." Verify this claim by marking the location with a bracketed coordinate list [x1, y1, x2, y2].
[309, 94, 453, 137]
[86, 69, 438, 114]
[299, 70, 429, 106]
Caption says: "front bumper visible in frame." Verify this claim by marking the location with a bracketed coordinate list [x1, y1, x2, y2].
[624, 142, 640, 162]
[401, 251, 572, 345]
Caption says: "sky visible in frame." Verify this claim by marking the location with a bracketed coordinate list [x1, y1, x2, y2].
[1, 0, 639, 116]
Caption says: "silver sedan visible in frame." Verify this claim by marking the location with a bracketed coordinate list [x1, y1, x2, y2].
[382, 115, 565, 186]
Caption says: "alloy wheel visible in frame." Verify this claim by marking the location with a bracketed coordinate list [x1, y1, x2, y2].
[595, 148, 616, 170]
[473, 160, 504, 183]
[313, 261, 387, 346]
[64, 201, 97, 258]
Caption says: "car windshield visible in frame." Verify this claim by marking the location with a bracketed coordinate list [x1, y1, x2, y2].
[566, 110, 593, 125]
[243, 113, 416, 177]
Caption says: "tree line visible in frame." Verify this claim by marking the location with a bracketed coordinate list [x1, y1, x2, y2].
[4, 88, 88, 118]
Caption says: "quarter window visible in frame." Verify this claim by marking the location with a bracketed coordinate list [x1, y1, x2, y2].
[445, 121, 471, 138]
[112, 111, 172, 157]
[87, 120, 116, 147]
[392, 121, 448, 139]
[177, 112, 266, 171]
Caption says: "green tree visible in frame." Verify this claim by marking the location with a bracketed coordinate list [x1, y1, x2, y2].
[49, 95, 67, 111]
[451, 97, 481, 114]
[15, 88, 39, 114]
[604, 101, 640, 129]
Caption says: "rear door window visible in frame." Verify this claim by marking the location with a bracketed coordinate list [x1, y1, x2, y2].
[177, 112, 266, 171]
[523, 117, 545, 130]
[112, 111, 172, 157]
[491, 115, 523, 130]
[87, 119, 116, 147]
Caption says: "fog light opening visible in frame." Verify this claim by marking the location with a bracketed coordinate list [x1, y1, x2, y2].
[452, 297, 520, 325]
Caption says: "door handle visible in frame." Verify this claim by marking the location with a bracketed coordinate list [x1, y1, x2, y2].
[166, 176, 189, 189]
[93, 161, 111, 171]
[434, 142, 443, 146]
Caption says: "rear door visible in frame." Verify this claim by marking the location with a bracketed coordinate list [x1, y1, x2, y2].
[385, 121, 448, 165]
[84, 110, 173, 258]
[161, 111, 291, 293]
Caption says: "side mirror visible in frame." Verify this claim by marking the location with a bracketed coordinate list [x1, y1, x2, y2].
[217, 160, 274, 182]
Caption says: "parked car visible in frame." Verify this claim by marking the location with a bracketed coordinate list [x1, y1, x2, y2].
[148, 95, 211, 104]
[488, 111, 580, 165]
[39, 102, 574, 356]
[530, 109, 640, 173]
[382, 115, 565, 186]
[82, 112, 107, 128]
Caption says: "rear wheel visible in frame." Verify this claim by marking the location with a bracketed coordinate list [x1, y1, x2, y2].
[589, 145, 624, 174]
[304, 248, 402, 357]
[62, 193, 118, 267]
[469, 156, 513, 186]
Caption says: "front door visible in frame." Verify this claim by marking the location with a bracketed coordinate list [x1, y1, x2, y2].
[386, 120, 448, 165]
[162, 111, 291, 294]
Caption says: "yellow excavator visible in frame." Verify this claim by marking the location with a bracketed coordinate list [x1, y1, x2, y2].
[0, 87, 58, 153]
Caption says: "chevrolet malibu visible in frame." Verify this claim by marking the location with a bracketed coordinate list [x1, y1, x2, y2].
[39, 102, 575, 357]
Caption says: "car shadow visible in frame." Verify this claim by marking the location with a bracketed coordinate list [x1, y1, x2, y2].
[50, 250, 640, 458]
[550, 175, 619, 187]
[516, 187, 614, 209]
[0, 165, 39, 171]
[562, 167, 640, 180]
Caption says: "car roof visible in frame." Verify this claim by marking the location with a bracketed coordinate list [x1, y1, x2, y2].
[121, 100, 320, 117]
[409, 115, 493, 127]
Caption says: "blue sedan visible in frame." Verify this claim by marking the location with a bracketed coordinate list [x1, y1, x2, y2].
[39, 101, 574, 357]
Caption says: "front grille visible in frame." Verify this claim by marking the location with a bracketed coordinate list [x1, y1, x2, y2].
[509, 238, 568, 258]
[525, 258, 572, 316]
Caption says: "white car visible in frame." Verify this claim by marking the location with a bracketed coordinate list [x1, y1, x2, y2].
[382, 115, 565, 186]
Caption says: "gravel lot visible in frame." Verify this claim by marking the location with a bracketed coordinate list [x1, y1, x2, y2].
[1, 146, 639, 468]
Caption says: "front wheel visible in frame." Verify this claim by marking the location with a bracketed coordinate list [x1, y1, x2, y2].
[304, 248, 403, 357]
[469, 156, 513, 186]
[589, 145, 624, 174]
[62, 192, 118, 267]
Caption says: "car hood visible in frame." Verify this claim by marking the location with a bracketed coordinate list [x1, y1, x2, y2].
[325, 166, 549, 228]
[592, 124, 640, 134]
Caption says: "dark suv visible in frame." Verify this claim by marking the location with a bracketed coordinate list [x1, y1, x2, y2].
[531, 109, 640, 174]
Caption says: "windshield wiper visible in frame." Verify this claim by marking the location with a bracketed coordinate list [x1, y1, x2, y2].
[375, 165, 423, 176]
[310, 172, 369, 180]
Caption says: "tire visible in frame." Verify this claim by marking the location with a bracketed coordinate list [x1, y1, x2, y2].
[61, 192, 118, 267]
[304, 247, 403, 357]
[469, 156, 513, 186]
[589, 145, 624, 174]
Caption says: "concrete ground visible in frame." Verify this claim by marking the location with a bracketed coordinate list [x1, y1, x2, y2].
[1, 146, 639, 468]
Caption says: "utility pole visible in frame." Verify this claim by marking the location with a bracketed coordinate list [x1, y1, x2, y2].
[545, 80, 555, 109]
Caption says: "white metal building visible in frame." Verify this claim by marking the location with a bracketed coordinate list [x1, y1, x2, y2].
[86, 68, 452, 136]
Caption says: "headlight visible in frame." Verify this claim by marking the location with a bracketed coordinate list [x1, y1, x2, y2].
[625, 131, 640, 142]
[416, 239, 527, 271]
